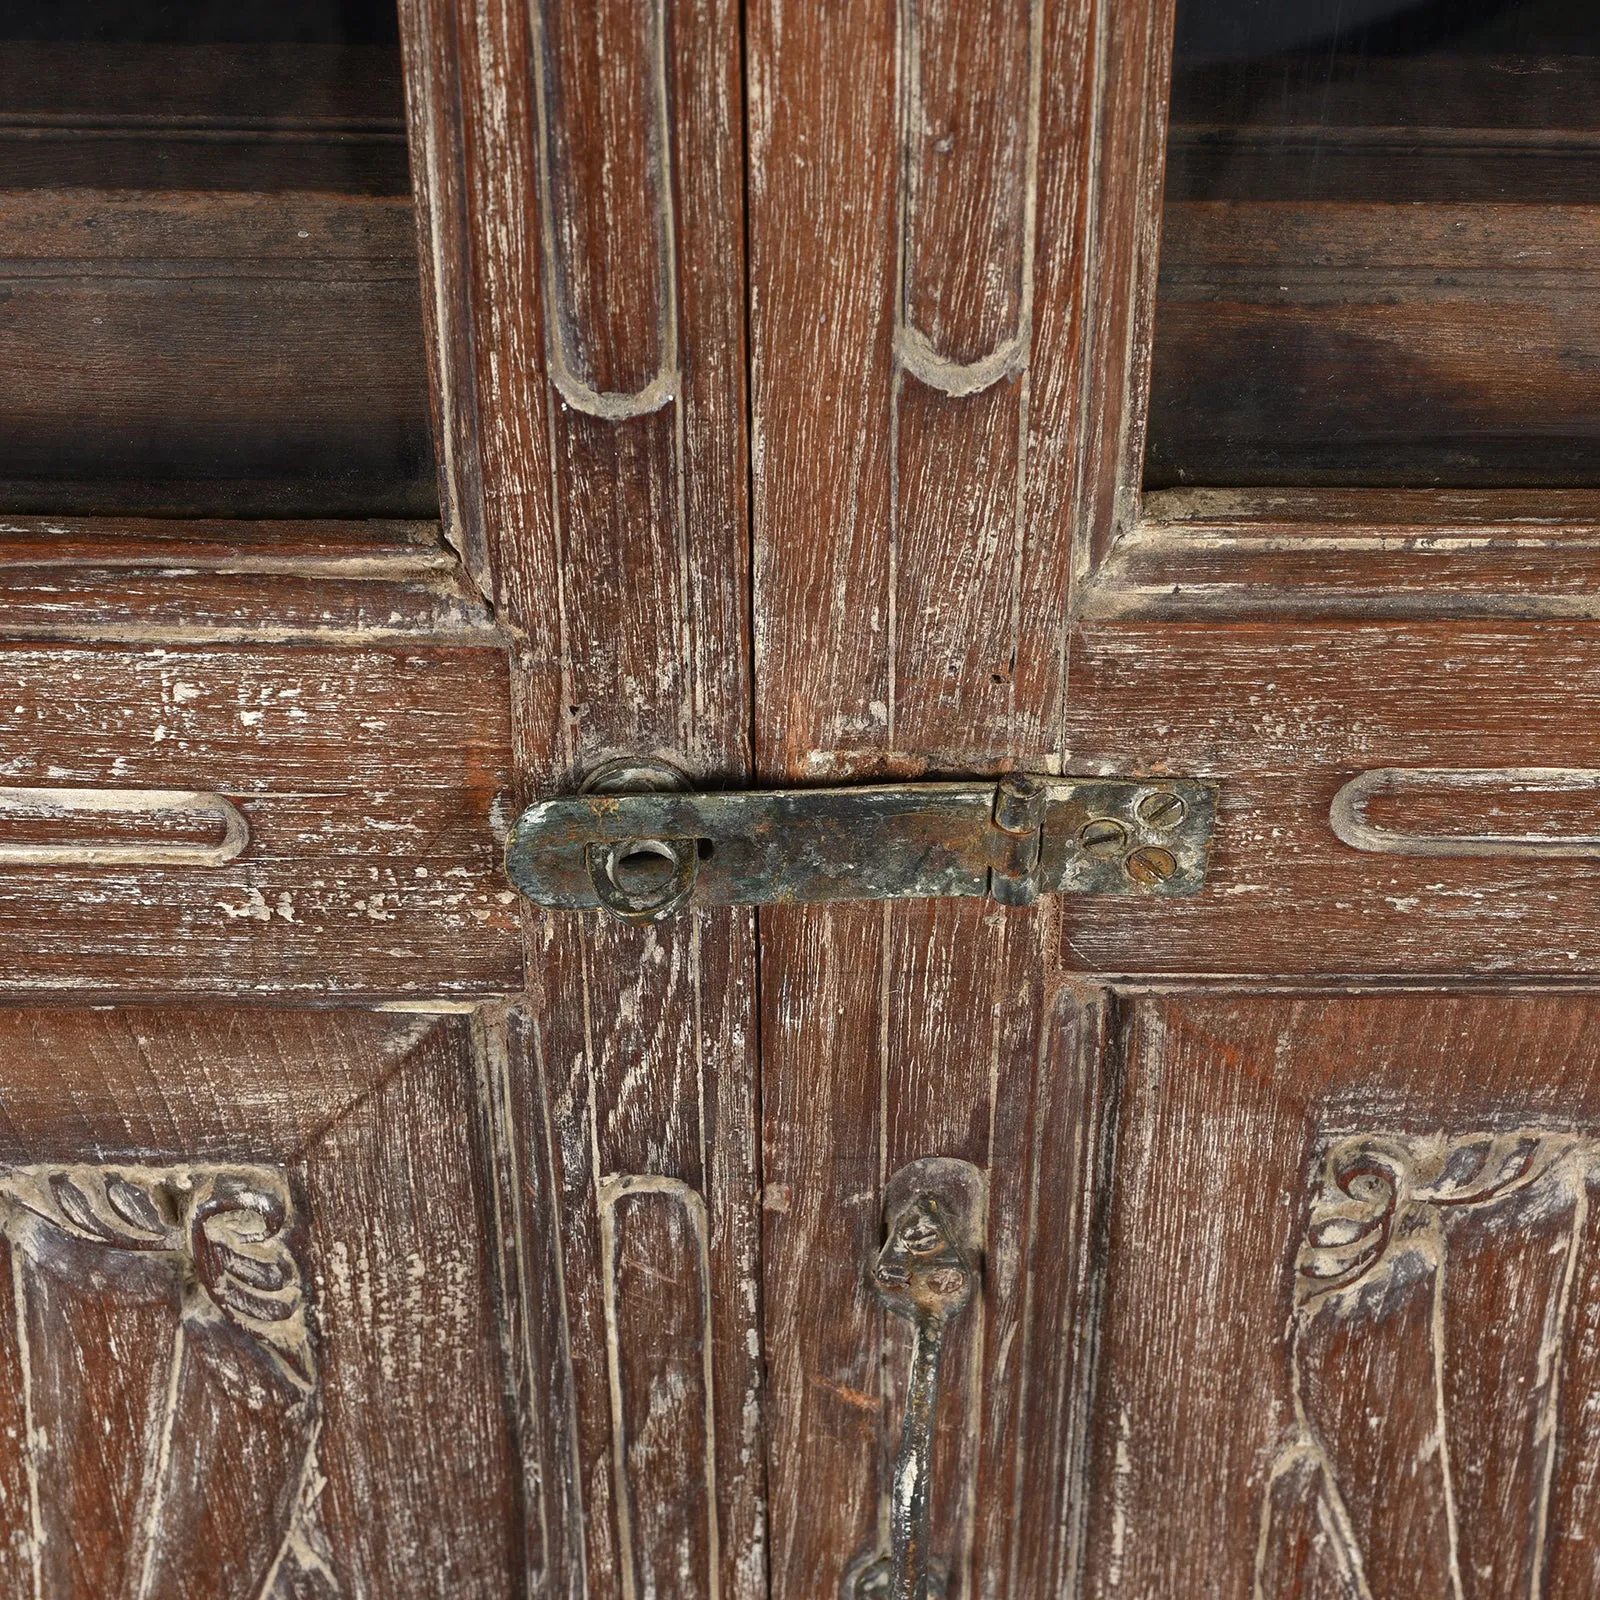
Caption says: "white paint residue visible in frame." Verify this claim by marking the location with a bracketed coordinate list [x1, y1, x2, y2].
[215, 888, 272, 923]
[1108, 1404, 1132, 1589]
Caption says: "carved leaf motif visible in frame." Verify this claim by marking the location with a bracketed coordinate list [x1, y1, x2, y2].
[1261, 1130, 1600, 1600]
[0, 1162, 335, 1599]
[1295, 1131, 1580, 1306]
[2, 1163, 313, 1391]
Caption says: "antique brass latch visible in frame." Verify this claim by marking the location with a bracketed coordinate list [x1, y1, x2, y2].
[505, 767, 1217, 923]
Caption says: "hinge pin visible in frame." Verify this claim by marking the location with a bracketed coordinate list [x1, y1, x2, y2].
[987, 774, 1047, 906]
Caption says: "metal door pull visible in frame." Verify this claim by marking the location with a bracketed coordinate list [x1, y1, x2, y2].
[848, 1160, 982, 1600]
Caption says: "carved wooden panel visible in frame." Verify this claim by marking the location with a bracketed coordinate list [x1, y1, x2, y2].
[1083, 993, 1600, 1600]
[748, 0, 1090, 779]
[1261, 1131, 1600, 1599]
[0, 641, 516, 996]
[744, 0, 1101, 1593]
[1063, 619, 1600, 978]
[0, 1163, 325, 1599]
[0, 1007, 518, 1599]
[400, 0, 762, 1595]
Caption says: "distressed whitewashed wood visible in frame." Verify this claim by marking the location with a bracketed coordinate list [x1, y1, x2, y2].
[1082, 996, 1600, 1599]
[1063, 620, 1600, 977]
[0, 1009, 519, 1598]
[598, 1176, 719, 1600]
[0, 643, 517, 995]
[1260, 1131, 1597, 1600]
[1085, 491, 1600, 620]
[0, 519, 495, 645]
[0, 1163, 326, 1600]
[746, 0, 1104, 1594]
[399, 3, 762, 1598]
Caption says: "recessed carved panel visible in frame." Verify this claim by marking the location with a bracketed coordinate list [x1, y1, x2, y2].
[0, 1163, 335, 1600]
[1259, 1132, 1600, 1600]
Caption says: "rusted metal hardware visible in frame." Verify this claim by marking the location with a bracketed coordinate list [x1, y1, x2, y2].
[847, 1159, 983, 1600]
[505, 769, 1217, 923]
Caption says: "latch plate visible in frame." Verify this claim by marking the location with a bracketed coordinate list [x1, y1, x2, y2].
[505, 774, 1217, 922]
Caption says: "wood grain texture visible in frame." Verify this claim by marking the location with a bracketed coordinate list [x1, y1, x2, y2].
[0, 518, 495, 644]
[602, 1180, 718, 1600]
[5, 1162, 317, 1600]
[1082, 993, 1600, 1600]
[1071, 0, 1176, 577]
[760, 915, 1112, 1600]
[0, 190, 434, 520]
[400, 4, 761, 1598]
[400, 0, 750, 757]
[1062, 619, 1600, 976]
[0, 1007, 519, 1599]
[0, 43, 410, 193]
[1148, 202, 1600, 489]
[0, 643, 518, 996]
[1165, 52, 1600, 207]
[747, 0, 893, 777]
[746, 0, 1105, 1592]
[489, 910, 762, 1600]
[749, 0, 1090, 776]
[1088, 490, 1600, 619]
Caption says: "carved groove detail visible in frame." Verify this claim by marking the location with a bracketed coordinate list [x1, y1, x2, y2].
[894, 0, 1042, 394]
[0, 1163, 334, 1600]
[1259, 1132, 1600, 1600]
[530, 0, 679, 417]
[598, 1174, 720, 1600]
[0, 787, 249, 868]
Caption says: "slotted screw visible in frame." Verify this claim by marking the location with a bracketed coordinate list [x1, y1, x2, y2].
[1125, 846, 1177, 886]
[1136, 791, 1187, 829]
[1078, 818, 1128, 859]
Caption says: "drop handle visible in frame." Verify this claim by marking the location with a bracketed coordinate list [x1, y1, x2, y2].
[850, 1168, 980, 1600]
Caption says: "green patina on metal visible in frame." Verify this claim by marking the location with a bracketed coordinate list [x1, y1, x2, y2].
[505, 772, 1219, 924]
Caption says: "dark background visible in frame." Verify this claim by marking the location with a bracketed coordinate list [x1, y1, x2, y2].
[0, 1, 399, 43]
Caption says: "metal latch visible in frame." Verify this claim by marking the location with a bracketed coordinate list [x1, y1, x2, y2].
[505, 769, 1217, 923]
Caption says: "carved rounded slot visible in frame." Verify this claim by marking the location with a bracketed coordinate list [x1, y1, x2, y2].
[0, 787, 249, 867]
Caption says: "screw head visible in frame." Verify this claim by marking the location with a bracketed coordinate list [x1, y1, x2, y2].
[1125, 845, 1177, 886]
[1078, 818, 1128, 859]
[1136, 791, 1187, 829]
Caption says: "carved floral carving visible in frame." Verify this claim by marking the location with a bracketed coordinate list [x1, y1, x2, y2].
[1258, 1131, 1600, 1600]
[0, 1162, 337, 1600]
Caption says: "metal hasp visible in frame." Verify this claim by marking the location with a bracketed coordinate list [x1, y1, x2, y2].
[847, 1159, 983, 1600]
[505, 773, 1218, 923]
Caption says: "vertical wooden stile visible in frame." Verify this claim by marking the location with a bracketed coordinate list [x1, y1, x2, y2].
[399, 0, 764, 1594]
[746, 0, 1110, 1593]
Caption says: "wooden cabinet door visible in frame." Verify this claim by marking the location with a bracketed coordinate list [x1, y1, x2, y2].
[0, 7, 524, 1595]
[391, 0, 1600, 1595]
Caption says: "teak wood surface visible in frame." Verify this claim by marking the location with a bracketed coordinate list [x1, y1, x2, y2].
[1, 0, 1598, 1595]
